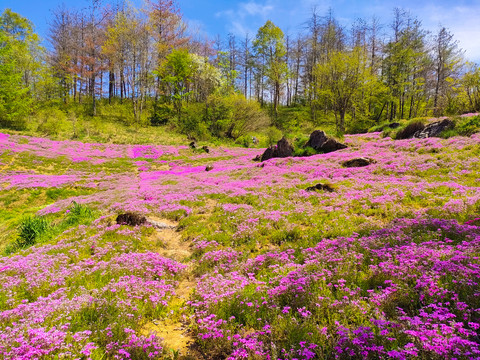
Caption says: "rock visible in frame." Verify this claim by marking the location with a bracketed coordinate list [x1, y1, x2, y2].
[341, 157, 376, 168]
[413, 119, 454, 138]
[147, 219, 177, 230]
[305, 130, 347, 153]
[205, 165, 214, 171]
[305, 183, 335, 192]
[202, 146, 210, 153]
[189, 141, 196, 149]
[116, 212, 147, 226]
[260, 147, 275, 162]
[260, 137, 294, 162]
[395, 122, 425, 140]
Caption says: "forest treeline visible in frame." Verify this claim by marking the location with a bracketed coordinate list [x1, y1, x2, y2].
[1, 0, 480, 140]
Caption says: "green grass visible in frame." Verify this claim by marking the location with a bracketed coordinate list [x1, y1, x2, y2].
[4, 201, 98, 255]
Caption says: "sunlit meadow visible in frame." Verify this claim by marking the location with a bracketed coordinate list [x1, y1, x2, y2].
[0, 128, 479, 359]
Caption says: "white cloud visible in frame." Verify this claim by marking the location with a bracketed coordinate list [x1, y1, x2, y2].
[241, 2, 274, 17]
[213, 0, 480, 62]
[419, 4, 480, 62]
[215, 1, 275, 36]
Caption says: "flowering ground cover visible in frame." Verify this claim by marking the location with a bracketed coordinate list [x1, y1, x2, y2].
[0, 130, 479, 359]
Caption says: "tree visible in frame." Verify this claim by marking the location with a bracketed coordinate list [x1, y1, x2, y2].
[432, 27, 463, 116]
[253, 20, 288, 120]
[146, 0, 189, 100]
[158, 49, 197, 119]
[304, 8, 346, 122]
[315, 47, 384, 134]
[0, 9, 43, 128]
[103, 4, 151, 123]
[456, 63, 480, 113]
[382, 10, 429, 120]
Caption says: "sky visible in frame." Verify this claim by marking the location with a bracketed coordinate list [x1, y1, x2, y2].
[2, 0, 480, 62]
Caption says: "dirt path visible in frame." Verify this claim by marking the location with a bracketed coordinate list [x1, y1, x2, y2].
[142, 217, 198, 359]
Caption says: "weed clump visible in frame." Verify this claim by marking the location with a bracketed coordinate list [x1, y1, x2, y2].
[17, 216, 49, 249]
[65, 201, 94, 225]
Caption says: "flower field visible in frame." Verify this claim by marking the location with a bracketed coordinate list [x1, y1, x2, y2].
[0, 130, 479, 359]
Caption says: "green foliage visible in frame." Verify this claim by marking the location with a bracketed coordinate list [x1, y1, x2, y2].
[64, 201, 94, 226]
[275, 106, 311, 132]
[0, 9, 44, 129]
[16, 216, 49, 249]
[207, 93, 270, 139]
[253, 20, 288, 118]
[382, 20, 429, 120]
[150, 103, 175, 126]
[216, 51, 239, 94]
[158, 49, 197, 116]
[455, 115, 480, 136]
[5, 202, 97, 254]
[315, 47, 387, 134]
[36, 108, 69, 135]
[180, 102, 210, 140]
[265, 126, 283, 146]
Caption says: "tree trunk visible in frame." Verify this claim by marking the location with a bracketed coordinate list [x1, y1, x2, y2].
[109, 70, 115, 104]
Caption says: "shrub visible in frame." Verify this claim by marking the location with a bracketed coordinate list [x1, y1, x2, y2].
[234, 134, 252, 148]
[36, 108, 69, 136]
[275, 106, 307, 132]
[150, 103, 175, 126]
[204, 93, 270, 140]
[64, 201, 94, 226]
[456, 115, 480, 136]
[265, 127, 283, 146]
[179, 102, 210, 140]
[16, 216, 50, 248]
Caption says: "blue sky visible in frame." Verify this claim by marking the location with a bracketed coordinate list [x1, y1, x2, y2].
[2, 0, 480, 62]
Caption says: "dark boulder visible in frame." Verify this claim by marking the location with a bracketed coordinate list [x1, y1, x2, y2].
[396, 122, 425, 140]
[341, 157, 376, 168]
[305, 183, 335, 192]
[260, 137, 294, 162]
[305, 130, 347, 153]
[189, 141, 196, 149]
[413, 119, 454, 138]
[116, 212, 147, 226]
[205, 165, 214, 171]
[202, 146, 210, 153]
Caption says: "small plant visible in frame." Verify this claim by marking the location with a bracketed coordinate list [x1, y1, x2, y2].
[456, 115, 480, 136]
[64, 201, 94, 225]
[265, 126, 283, 146]
[16, 216, 50, 249]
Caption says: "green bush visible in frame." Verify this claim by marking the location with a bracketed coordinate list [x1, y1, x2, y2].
[265, 127, 283, 146]
[234, 134, 252, 148]
[181, 102, 210, 140]
[456, 115, 480, 136]
[16, 216, 50, 249]
[150, 103, 175, 126]
[64, 201, 94, 226]
[36, 108, 69, 136]
[205, 93, 270, 140]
